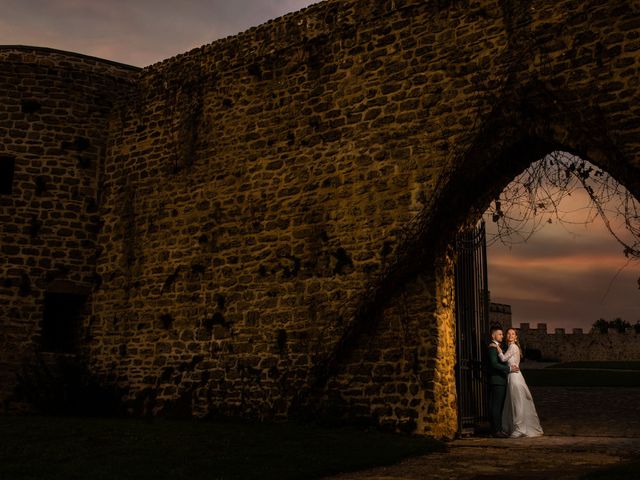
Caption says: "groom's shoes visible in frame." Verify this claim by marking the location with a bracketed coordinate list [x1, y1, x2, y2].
[492, 431, 509, 438]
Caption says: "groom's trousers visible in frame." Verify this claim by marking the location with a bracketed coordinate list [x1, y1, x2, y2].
[489, 384, 506, 433]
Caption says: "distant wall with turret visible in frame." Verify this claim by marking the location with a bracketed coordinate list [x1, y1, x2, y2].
[517, 323, 640, 362]
[489, 304, 639, 362]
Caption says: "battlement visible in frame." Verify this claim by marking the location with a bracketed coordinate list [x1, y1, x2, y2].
[516, 323, 639, 362]
[517, 323, 638, 336]
[489, 306, 639, 361]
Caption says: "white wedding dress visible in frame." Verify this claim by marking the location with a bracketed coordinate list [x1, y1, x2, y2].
[498, 343, 544, 437]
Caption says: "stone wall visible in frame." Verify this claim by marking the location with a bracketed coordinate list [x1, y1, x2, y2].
[2, 0, 640, 438]
[0, 46, 138, 410]
[518, 323, 640, 362]
[88, 0, 640, 438]
[485, 305, 639, 362]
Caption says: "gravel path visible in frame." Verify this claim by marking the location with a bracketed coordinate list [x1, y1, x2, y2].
[322, 387, 640, 480]
[533, 386, 640, 437]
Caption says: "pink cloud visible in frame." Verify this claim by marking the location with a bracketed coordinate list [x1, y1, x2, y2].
[490, 253, 633, 272]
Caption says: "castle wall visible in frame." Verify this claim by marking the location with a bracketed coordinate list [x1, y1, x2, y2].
[1, 0, 640, 438]
[88, 0, 640, 438]
[487, 305, 639, 362]
[518, 323, 640, 362]
[0, 46, 138, 411]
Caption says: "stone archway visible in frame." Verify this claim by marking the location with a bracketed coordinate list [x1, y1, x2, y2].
[445, 139, 640, 439]
[443, 143, 640, 436]
[312, 58, 640, 431]
[307, 68, 640, 436]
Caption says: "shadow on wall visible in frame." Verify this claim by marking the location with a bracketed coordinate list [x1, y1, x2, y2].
[13, 353, 125, 417]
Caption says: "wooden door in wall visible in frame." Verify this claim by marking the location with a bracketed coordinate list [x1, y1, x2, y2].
[454, 220, 490, 435]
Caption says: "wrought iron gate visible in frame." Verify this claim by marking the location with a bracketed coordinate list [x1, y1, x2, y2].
[454, 220, 490, 435]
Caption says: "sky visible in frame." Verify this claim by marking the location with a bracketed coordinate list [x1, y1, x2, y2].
[2, 1, 638, 332]
[0, 0, 320, 66]
[486, 179, 640, 332]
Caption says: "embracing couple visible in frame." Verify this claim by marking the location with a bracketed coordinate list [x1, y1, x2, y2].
[488, 325, 543, 438]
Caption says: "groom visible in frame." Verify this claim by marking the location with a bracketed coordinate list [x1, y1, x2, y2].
[487, 324, 518, 438]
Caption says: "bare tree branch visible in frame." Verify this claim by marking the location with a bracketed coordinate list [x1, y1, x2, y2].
[485, 151, 640, 263]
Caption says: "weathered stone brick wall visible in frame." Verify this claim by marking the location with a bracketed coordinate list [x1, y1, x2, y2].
[87, 0, 640, 438]
[0, 46, 138, 410]
[518, 323, 640, 362]
[3, 0, 640, 438]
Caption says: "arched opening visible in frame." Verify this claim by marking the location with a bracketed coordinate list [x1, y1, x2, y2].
[449, 145, 640, 436]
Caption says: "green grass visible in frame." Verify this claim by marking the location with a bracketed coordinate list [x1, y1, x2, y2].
[524, 361, 640, 387]
[0, 416, 445, 480]
[546, 361, 640, 370]
[580, 460, 640, 480]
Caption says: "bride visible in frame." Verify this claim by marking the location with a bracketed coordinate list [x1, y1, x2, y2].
[492, 328, 544, 438]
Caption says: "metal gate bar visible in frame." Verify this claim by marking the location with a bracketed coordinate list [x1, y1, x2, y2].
[454, 221, 490, 435]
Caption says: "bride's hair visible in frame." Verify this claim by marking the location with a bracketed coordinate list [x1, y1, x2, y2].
[506, 327, 523, 360]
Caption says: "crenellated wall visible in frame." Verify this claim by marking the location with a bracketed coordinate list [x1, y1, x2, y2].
[2, 0, 640, 438]
[487, 305, 639, 362]
[518, 323, 640, 362]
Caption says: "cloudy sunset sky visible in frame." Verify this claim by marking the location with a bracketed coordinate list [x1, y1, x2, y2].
[2, 0, 638, 332]
[486, 177, 640, 332]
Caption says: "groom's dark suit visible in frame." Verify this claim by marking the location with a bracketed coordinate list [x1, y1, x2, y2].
[488, 341, 511, 434]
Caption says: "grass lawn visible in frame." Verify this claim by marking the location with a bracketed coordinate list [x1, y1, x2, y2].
[0, 416, 445, 480]
[524, 361, 640, 387]
[546, 361, 640, 370]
